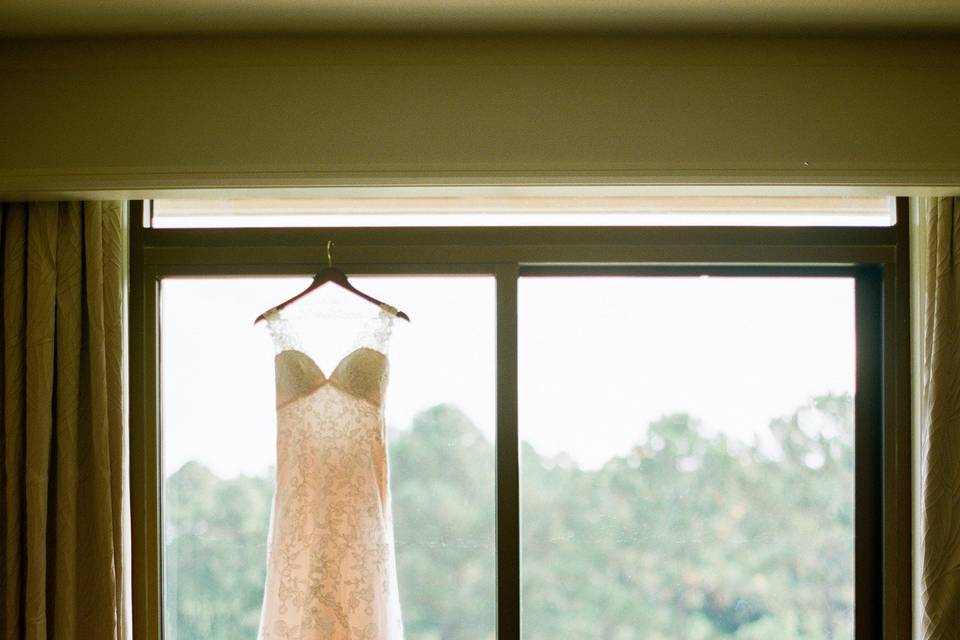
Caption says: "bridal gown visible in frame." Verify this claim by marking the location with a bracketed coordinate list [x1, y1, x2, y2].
[258, 296, 404, 640]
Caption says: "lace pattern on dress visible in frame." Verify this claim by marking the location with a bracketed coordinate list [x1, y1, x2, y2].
[263, 301, 396, 358]
[353, 304, 397, 354]
[257, 292, 404, 640]
[264, 308, 301, 353]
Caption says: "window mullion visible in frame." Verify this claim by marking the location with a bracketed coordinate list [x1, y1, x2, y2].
[496, 263, 521, 640]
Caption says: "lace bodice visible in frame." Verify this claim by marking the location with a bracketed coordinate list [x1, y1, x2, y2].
[264, 299, 397, 361]
[257, 290, 404, 640]
[264, 300, 396, 409]
[271, 347, 389, 408]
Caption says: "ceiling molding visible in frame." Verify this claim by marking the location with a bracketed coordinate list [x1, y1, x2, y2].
[3, 0, 960, 38]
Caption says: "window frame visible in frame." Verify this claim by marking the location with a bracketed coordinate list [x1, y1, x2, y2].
[128, 197, 911, 639]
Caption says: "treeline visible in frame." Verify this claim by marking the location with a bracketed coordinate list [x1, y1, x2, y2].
[164, 395, 853, 640]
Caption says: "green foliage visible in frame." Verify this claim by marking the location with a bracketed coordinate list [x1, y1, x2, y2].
[164, 462, 274, 640]
[164, 394, 853, 639]
[390, 405, 496, 640]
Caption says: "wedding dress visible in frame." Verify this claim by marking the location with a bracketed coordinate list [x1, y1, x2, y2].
[258, 291, 404, 640]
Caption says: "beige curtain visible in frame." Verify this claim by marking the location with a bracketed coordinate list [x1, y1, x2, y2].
[922, 197, 960, 638]
[1, 203, 125, 639]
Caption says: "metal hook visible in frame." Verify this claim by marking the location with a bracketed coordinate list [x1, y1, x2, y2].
[326, 240, 333, 268]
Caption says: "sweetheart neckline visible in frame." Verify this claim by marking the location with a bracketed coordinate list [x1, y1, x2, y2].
[275, 346, 387, 381]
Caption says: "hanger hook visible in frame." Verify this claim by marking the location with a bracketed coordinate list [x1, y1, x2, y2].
[326, 240, 333, 268]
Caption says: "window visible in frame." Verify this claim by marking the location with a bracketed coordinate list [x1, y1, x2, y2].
[150, 193, 896, 228]
[130, 196, 909, 639]
[160, 276, 496, 639]
[520, 277, 856, 638]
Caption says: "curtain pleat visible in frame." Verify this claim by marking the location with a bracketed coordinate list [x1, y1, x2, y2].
[101, 208, 125, 640]
[0, 203, 125, 640]
[2, 205, 28, 639]
[24, 206, 57, 639]
[53, 204, 81, 636]
[921, 196, 960, 639]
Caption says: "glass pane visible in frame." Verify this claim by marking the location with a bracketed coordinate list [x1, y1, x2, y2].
[519, 277, 855, 639]
[151, 193, 895, 228]
[161, 276, 496, 640]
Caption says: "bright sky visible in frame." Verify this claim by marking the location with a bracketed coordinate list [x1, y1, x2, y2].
[160, 275, 854, 477]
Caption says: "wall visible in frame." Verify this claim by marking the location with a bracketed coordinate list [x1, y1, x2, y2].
[1, 34, 960, 197]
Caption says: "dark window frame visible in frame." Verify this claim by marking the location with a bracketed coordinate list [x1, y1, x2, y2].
[128, 197, 911, 639]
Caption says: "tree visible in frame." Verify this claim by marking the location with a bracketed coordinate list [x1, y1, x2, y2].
[390, 404, 497, 640]
[164, 394, 854, 639]
[164, 462, 274, 640]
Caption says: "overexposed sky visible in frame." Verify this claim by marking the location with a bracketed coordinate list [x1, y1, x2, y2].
[160, 275, 854, 477]
[520, 277, 854, 468]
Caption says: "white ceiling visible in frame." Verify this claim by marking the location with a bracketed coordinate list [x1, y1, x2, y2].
[2, 0, 960, 37]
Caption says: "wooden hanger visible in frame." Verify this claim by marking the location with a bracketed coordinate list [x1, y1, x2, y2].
[254, 241, 410, 324]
